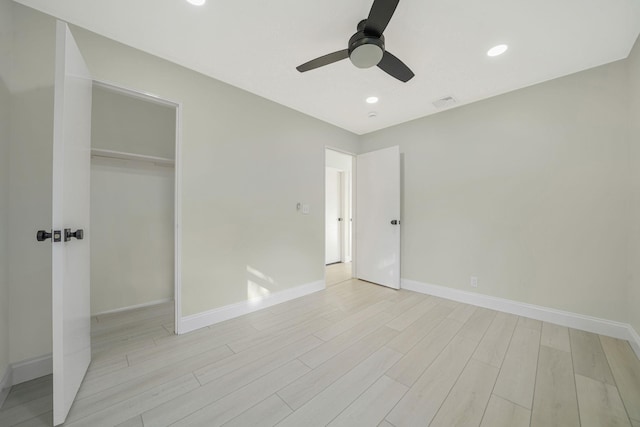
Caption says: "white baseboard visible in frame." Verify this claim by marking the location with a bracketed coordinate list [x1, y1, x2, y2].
[179, 280, 325, 334]
[0, 365, 11, 408]
[92, 298, 173, 317]
[402, 279, 640, 360]
[628, 325, 640, 360]
[10, 354, 52, 386]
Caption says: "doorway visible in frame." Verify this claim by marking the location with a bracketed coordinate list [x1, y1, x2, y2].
[325, 148, 354, 286]
[89, 81, 181, 328]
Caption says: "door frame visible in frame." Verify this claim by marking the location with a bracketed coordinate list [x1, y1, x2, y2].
[324, 147, 356, 283]
[92, 79, 184, 335]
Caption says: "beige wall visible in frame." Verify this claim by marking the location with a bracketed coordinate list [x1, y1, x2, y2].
[0, 0, 12, 384]
[360, 59, 632, 324]
[8, 4, 55, 364]
[91, 85, 176, 159]
[90, 158, 174, 314]
[628, 35, 640, 336]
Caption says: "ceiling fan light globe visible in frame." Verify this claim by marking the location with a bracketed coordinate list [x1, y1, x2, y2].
[350, 44, 384, 68]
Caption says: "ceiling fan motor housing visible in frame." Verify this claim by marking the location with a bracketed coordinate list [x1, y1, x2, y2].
[348, 32, 385, 69]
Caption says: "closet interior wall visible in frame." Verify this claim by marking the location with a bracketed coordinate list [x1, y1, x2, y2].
[90, 83, 176, 315]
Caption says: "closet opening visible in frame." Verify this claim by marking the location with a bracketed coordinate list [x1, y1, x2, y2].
[89, 81, 181, 339]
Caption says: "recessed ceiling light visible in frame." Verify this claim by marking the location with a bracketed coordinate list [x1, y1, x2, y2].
[487, 44, 508, 57]
[366, 96, 379, 104]
[186, 0, 206, 5]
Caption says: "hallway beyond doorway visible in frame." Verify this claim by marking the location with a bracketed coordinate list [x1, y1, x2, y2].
[326, 262, 352, 286]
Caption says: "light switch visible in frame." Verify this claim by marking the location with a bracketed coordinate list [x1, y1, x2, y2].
[302, 204, 310, 215]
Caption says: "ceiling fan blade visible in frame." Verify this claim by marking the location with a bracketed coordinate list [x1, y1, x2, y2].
[364, 0, 399, 36]
[377, 51, 414, 82]
[296, 50, 349, 72]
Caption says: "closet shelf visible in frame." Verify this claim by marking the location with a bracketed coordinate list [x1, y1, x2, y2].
[91, 149, 175, 167]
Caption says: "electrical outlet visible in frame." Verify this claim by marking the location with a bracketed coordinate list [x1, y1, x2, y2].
[470, 276, 478, 288]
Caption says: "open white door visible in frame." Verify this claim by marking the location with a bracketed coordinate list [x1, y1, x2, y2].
[52, 21, 92, 426]
[356, 146, 400, 289]
[325, 168, 342, 264]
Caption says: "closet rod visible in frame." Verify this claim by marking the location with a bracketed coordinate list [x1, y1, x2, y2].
[91, 148, 175, 167]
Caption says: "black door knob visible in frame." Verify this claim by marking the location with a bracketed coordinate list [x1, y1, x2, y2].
[36, 230, 52, 241]
[64, 229, 84, 242]
[390, 220, 400, 225]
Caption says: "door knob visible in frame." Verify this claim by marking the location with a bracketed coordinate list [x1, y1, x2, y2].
[390, 220, 400, 225]
[64, 229, 84, 242]
[37, 230, 62, 242]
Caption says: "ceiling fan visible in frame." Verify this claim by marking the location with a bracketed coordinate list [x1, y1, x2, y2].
[296, 0, 414, 82]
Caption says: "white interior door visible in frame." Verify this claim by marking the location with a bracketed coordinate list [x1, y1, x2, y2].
[52, 21, 92, 426]
[325, 168, 342, 264]
[356, 146, 401, 289]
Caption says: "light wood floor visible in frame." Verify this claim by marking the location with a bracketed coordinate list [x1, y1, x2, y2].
[1, 278, 640, 426]
[326, 262, 352, 286]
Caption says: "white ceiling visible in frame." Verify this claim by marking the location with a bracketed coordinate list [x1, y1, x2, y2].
[14, 0, 640, 135]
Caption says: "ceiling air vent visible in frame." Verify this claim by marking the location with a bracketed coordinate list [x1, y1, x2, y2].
[432, 96, 457, 109]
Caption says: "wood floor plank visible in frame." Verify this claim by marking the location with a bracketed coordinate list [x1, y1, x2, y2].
[600, 335, 640, 421]
[531, 345, 580, 427]
[457, 307, 497, 342]
[298, 311, 394, 368]
[65, 373, 200, 427]
[222, 394, 292, 427]
[115, 414, 144, 426]
[327, 375, 408, 427]
[142, 335, 322, 426]
[194, 333, 323, 386]
[386, 318, 463, 387]
[0, 375, 52, 411]
[473, 311, 518, 368]
[446, 303, 477, 323]
[0, 394, 52, 426]
[314, 300, 392, 342]
[128, 323, 255, 365]
[540, 322, 571, 352]
[479, 395, 530, 427]
[385, 304, 453, 354]
[383, 291, 426, 317]
[68, 345, 233, 421]
[575, 374, 632, 427]
[570, 329, 616, 385]
[493, 323, 540, 409]
[517, 316, 542, 331]
[385, 335, 478, 427]
[11, 410, 52, 427]
[91, 337, 157, 361]
[228, 316, 331, 353]
[430, 359, 499, 427]
[75, 342, 233, 400]
[386, 298, 437, 331]
[277, 326, 398, 410]
[276, 347, 403, 427]
[84, 355, 129, 381]
[171, 360, 309, 427]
